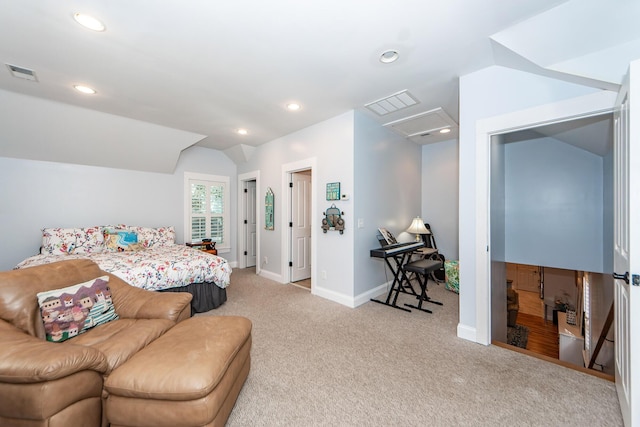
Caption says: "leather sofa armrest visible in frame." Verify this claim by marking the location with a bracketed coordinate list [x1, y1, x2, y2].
[106, 273, 192, 322]
[0, 320, 108, 384]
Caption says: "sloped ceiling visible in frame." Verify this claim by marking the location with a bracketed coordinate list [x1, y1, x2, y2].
[503, 114, 613, 157]
[0, 0, 637, 170]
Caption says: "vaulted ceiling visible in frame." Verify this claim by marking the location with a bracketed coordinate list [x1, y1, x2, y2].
[0, 0, 638, 163]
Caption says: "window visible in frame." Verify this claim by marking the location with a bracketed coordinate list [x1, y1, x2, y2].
[184, 173, 230, 252]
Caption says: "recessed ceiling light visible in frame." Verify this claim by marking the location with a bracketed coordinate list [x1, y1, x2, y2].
[74, 85, 96, 94]
[73, 13, 106, 32]
[380, 50, 399, 64]
[237, 129, 248, 135]
[286, 103, 301, 111]
[439, 128, 451, 134]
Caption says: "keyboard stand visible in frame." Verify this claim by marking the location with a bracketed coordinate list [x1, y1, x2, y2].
[370, 251, 418, 312]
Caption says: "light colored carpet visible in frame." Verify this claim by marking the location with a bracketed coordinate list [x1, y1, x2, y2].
[200, 268, 623, 426]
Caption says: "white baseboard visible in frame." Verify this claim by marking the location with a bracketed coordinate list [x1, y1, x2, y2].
[353, 282, 389, 307]
[313, 286, 354, 307]
[313, 282, 390, 309]
[258, 269, 282, 283]
[457, 323, 478, 343]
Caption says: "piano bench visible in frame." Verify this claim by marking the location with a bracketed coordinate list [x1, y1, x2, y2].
[402, 259, 443, 313]
[403, 259, 442, 275]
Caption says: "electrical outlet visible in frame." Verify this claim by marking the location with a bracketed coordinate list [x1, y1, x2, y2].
[321, 270, 327, 280]
[264, 256, 268, 265]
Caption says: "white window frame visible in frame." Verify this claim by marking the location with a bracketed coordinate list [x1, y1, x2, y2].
[184, 172, 230, 253]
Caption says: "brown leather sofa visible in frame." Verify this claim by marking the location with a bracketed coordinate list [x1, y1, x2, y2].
[0, 259, 193, 427]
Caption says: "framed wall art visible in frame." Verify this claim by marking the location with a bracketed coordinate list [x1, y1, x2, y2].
[265, 187, 274, 230]
[326, 182, 341, 201]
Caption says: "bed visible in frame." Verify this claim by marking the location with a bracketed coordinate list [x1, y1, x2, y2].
[15, 226, 232, 313]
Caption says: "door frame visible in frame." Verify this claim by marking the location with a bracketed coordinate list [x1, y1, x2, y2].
[238, 170, 260, 272]
[471, 90, 617, 345]
[281, 158, 317, 287]
[290, 169, 312, 283]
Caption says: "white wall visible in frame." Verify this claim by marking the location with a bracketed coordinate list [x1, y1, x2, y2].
[505, 137, 604, 272]
[237, 112, 355, 304]
[421, 139, 459, 260]
[458, 65, 601, 341]
[353, 111, 422, 299]
[0, 146, 237, 270]
[236, 110, 422, 307]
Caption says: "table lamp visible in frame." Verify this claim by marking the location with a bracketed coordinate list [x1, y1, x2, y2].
[406, 217, 430, 242]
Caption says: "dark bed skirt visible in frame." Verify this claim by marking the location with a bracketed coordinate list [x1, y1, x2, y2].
[159, 282, 227, 314]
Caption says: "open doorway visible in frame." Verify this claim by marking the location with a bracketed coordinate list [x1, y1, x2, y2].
[496, 263, 615, 378]
[238, 171, 260, 273]
[489, 113, 615, 377]
[281, 158, 316, 291]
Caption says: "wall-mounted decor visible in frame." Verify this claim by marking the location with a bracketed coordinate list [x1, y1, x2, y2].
[265, 187, 274, 230]
[326, 182, 341, 201]
[321, 203, 345, 234]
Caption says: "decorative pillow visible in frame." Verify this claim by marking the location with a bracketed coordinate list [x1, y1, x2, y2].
[104, 230, 142, 252]
[444, 260, 459, 294]
[41, 227, 105, 255]
[129, 226, 175, 247]
[37, 276, 119, 342]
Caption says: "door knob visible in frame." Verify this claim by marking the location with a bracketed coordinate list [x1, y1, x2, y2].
[613, 271, 630, 284]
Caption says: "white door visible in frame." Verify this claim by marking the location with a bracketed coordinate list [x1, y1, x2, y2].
[613, 62, 639, 427]
[245, 181, 257, 267]
[291, 171, 311, 282]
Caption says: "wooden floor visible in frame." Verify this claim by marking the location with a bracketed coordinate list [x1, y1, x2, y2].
[516, 311, 559, 359]
[291, 278, 311, 290]
[508, 290, 559, 359]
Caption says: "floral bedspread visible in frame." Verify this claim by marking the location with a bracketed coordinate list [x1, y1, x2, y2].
[15, 245, 232, 291]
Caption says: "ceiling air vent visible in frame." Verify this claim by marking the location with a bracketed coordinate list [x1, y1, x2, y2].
[383, 107, 457, 138]
[365, 90, 419, 116]
[6, 64, 38, 81]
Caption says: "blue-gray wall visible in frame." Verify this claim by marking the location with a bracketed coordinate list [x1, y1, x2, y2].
[505, 137, 604, 272]
[0, 146, 237, 270]
[354, 111, 422, 297]
[421, 139, 459, 260]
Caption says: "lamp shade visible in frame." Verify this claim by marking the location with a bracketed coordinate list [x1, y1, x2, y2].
[406, 217, 430, 240]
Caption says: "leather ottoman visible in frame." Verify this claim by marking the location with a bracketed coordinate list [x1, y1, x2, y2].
[104, 316, 252, 427]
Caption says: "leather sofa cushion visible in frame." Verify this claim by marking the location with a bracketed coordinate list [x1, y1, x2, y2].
[0, 319, 107, 383]
[0, 259, 106, 338]
[106, 316, 252, 400]
[0, 370, 102, 420]
[69, 318, 175, 374]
